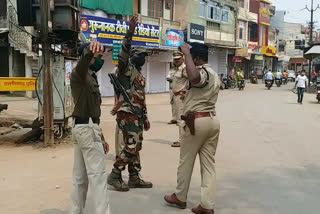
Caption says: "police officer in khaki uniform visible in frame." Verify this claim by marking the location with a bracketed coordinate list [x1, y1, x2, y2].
[164, 43, 221, 214]
[167, 70, 177, 125]
[69, 42, 110, 214]
[170, 51, 188, 147]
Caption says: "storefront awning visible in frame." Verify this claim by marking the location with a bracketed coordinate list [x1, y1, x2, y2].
[305, 45, 320, 56]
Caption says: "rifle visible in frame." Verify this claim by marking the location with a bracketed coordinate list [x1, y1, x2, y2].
[108, 73, 147, 121]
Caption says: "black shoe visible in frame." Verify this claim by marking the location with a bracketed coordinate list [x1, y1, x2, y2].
[107, 169, 130, 192]
[128, 173, 153, 188]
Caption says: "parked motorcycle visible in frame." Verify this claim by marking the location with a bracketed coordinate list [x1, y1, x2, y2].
[227, 76, 236, 89]
[238, 79, 245, 90]
[222, 77, 228, 89]
[316, 82, 320, 103]
[266, 80, 273, 90]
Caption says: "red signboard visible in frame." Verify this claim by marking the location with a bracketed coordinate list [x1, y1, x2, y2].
[232, 56, 243, 63]
[258, 2, 271, 26]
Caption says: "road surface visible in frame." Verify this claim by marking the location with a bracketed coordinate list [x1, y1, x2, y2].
[0, 82, 319, 214]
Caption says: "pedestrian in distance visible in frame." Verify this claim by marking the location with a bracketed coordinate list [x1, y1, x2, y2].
[69, 41, 110, 214]
[164, 42, 221, 214]
[107, 15, 152, 192]
[294, 70, 308, 104]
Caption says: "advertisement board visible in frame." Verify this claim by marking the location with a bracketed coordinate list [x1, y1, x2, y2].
[160, 28, 184, 49]
[0, 77, 37, 91]
[259, 2, 271, 26]
[80, 15, 160, 48]
[262, 46, 277, 57]
[188, 23, 205, 43]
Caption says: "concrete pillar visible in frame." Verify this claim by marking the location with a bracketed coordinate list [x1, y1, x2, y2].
[25, 55, 33, 98]
[8, 48, 13, 77]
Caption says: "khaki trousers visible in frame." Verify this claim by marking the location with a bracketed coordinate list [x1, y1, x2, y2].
[115, 125, 124, 157]
[173, 95, 184, 142]
[70, 119, 111, 214]
[176, 116, 220, 209]
[170, 90, 177, 121]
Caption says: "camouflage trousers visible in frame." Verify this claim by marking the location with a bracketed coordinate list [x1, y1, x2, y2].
[114, 111, 143, 173]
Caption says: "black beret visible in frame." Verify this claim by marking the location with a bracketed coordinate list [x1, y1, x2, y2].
[190, 42, 208, 53]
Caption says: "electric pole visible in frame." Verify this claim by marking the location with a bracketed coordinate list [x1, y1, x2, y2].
[303, 0, 320, 88]
[40, 0, 54, 145]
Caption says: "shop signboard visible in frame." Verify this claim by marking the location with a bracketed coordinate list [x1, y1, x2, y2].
[188, 23, 205, 43]
[80, 15, 160, 48]
[160, 28, 184, 49]
[262, 46, 277, 57]
[258, 2, 271, 26]
[236, 48, 248, 57]
[0, 77, 37, 91]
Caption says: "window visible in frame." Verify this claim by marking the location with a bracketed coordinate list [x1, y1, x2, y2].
[221, 7, 229, 23]
[238, 0, 245, 8]
[148, 0, 163, 18]
[199, 0, 206, 17]
[239, 28, 244, 40]
[207, 1, 221, 22]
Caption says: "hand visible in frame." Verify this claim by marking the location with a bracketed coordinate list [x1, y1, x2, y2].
[129, 15, 139, 33]
[144, 119, 150, 131]
[103, 141, 109, 154]
[110, 108, 117, 116]
[179, 43, 190, 55]
[89, 42, 104, 54]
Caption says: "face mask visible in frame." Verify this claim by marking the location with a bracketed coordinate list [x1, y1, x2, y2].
[89, 57, 104, 72]
[131, 56, 145, 68]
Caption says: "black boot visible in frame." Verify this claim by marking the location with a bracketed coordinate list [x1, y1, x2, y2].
[128, 166, 153, 188]
[107, 168, 129, 192]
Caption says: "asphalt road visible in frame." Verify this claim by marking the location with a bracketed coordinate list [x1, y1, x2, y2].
[1, 82, 319, 214]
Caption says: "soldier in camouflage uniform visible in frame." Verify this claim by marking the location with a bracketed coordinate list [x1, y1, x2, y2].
[107, 16, 152, 192]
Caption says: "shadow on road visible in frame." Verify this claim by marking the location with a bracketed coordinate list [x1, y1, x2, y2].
[212, 164, 320, 214]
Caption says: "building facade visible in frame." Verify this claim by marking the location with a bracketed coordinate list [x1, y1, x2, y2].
[0, 0, 38, 97]
[80, 0, 182, 96]
[249, 0, 277, 75]
[175, 0, 238, 77]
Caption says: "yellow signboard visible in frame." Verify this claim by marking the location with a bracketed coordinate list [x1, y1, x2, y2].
[236, 48, 248, 57]
[0, 77, 38, 91]
[262, 46, 277, 57]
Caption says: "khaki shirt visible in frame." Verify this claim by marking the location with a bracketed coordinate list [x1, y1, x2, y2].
[183, 64, 220, 114]
[70, 46, 102, 118]
[171, 63, 188, 93]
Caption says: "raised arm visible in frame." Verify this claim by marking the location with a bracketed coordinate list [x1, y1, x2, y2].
[75, 42, 104, 79]
[118, 16, 139, 74]
[179, 44, 201, 85]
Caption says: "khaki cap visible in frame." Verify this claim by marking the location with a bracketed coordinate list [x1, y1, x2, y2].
[173, 51, 183, 59]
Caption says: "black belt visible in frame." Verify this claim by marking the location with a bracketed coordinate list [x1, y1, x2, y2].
[74, 117, 100, 125]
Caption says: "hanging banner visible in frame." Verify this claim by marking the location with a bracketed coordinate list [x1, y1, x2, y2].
[259, 2, 271, 26]
[0, 77, 38, 91]
[80, 15, 160, 48]
[160, 28, 184, 49]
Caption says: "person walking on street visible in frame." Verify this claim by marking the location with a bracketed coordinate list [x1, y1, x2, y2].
[170, 51, 188, 147]
[107, 16, 152, 192]
[69, 41, 110, 214]
[295, 70, 308, 104]
[164, 42, 221, 214]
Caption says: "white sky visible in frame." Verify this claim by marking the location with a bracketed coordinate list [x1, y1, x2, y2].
[273, 0, 320, 28]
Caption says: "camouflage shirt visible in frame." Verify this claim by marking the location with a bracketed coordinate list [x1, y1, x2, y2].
[115, 30, 147, 118]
